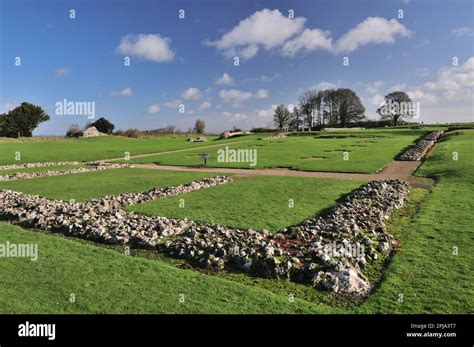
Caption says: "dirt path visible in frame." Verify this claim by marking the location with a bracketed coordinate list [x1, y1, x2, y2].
[131, 160, 434, 189]
[102, 139, 254, 162]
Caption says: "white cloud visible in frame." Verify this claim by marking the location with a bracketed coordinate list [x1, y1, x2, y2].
[424, 57, 474, 100]
[258, 73, 280, 82]
[255, 89, 269, 99]
[110, 87, 133, 97]
[147, 104, 160, 114]
[451, 27, 474, 37]
[407, 90, 437, 104]
[368, 94, 385, 106]
[205, 9, 306, 59]
[182, 87, 203, 100]
[258, 104, 278, 118]
[222, 111, 249, 120]
[117, 34, 175, 62]
[55, 68, 70, 77]
[281, 28, 332, 56]
[215, 73, 234, 86]
[335, 17, 410, 53]
[311, 81, 338, 90]
[366, 81, 384, 94]
[207, 11, 411, 59]
[199, 101, 212, 110]
[416, 67, 430, 78]
[218, 89, 253, 105]
[389, 83, 407, 92]
[163, 99, 182, 108]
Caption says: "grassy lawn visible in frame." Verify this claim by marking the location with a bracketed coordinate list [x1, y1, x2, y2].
[0, 222, 330, 314]
[128, 131, 422, 173]
[0, 133, 268, 165]
[356, 130, 474, 313]
[129, 176, 366, 232]
[0, 168, 226, 202]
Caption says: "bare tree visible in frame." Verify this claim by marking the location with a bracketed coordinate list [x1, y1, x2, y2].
[273, 105, 291, 130]
[194, 119, 205, 134]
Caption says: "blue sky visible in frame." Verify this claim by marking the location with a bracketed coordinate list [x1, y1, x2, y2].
[1, 0, 473, 135]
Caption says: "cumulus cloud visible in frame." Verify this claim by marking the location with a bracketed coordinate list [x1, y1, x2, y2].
[206, 11, 410, 59]
[182, 87, 203, 100]
[255, 89, 269, 99]
[368, 94, 385, 107]
[110, 87, 133, 97]
[425, 56, 474, 97]
[147, 104, 160, 114]
[199, 101, 212, 110]
[218, 89, 253, 105]
[163, 99, 182, 108]
[258, 104, 278, 118]
[335, 17, 410, 53]
[451, 27, 474, 37]
[389, 83, 407, 92]
[407, 90, 437, 104]
[416, 67, 430, 78]
[310, 81, 338, 90]
[215, 73, 234, 86]
[366, 81, 384, 94]
[117, 34, 175, 62]
[281, 28, 332, 56]
[55, 68, 71, 77]
[205, 9, 306, 59]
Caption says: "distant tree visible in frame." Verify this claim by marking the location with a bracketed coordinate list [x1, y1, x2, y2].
[194, 119, 205, 134]
[297, 88, 365, 128]
[90, 117, 115, 134]
[288, 106, 301, 131]
[377, 91, 413, 126]
[273, 105, 291, 130]
[66, 123, 81, 137]
[336, 88, 366, 127]
[0, 102, 50, 137]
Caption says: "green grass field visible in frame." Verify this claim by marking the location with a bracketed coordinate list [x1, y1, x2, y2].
[0, 133, 268, 165]
[129, 176, 365, 232]
[0, 168, 226, 201]
[357, 130, 474, 313]
[127, 130, 423, 173]
[0, 222, 329, 314]
[0, 128, 472, 313]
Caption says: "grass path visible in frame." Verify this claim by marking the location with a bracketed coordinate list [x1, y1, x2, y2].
[131, 160, 434, 188]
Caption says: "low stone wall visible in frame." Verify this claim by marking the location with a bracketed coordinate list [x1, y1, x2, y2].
[160, 180, 410, 295]
[0, 176, 409, 296]
[0, 161, 80, 171]
[0, 162, 129, 181]
[397, 131, 444, 161]
[89, 176, 232, 209]
[0, 177, 233, 248]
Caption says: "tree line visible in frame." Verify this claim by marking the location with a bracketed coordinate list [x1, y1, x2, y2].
[274, 88, 415, 130]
